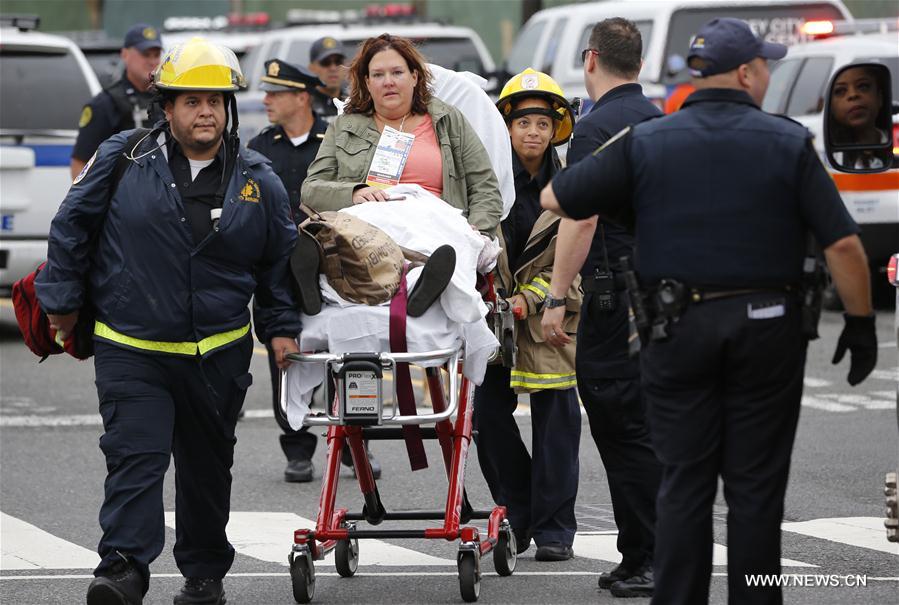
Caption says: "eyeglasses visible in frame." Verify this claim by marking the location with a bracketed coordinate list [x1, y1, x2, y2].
[580, 48, 599, 63]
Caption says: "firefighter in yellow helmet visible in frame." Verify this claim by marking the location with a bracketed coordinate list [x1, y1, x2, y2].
[472, 67, 583, 562]
[38, 37, 300, 605]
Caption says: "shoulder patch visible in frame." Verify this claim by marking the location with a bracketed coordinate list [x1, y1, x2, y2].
[79, 106, 92, 128]
[239, 179, 261, 203]
[73, 151, 97, 184]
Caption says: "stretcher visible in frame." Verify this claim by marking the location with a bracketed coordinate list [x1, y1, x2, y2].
[278, 339, 516, 603]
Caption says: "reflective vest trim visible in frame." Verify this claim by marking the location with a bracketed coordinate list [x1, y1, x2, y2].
[509, 369, 577, 390]
[93, 321, 250, 356]
[519, 276, 550, 300]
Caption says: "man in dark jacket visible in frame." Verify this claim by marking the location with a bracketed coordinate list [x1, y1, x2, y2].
[70, 23, 162, 179]
[542, 18, 662, 597]
[38, 39, 301, 605]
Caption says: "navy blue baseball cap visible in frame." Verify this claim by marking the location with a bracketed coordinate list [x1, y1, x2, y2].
[309, 37, 346, 64]
[123, 23, 162, 51]
[687, 18, 787, 77]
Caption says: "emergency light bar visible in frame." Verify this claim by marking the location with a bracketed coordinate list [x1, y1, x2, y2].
[0, 14, 40, 32]
[801, 18, 899, 40]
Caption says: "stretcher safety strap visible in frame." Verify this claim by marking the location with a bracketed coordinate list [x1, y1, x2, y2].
[94, 321, 250, 356]
[509, 369, 577, 390]
[388, 269, 428, 471]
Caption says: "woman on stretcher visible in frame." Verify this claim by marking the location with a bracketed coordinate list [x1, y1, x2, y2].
[293, 34, 504, 315]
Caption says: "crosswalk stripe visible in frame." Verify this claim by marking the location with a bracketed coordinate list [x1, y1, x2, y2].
[572, 532, 815, 568]
[164, 512, 455, 567]
[782, 517, 899, 555]
[0, 513, 100, 570]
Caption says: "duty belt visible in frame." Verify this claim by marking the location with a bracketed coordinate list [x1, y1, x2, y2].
[94, 321, 251, 356]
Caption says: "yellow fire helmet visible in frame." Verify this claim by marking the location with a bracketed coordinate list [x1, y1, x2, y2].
[154, 37, 246, 92]
[496, 67, 574, 146]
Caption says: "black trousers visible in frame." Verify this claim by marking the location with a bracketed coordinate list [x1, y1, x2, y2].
[93, 337, 253, 583]
[578, 374, 661, 570]
[642, 293, 805, 605]
[473, 364, 581, 547]
[266, 343, 317, 461]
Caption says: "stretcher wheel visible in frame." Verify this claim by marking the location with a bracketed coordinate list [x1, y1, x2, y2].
[335, 537, 359, 577]
[458, 550, 480, 602]
[290, 553, 315, 603]
[493, 527, 516, 576]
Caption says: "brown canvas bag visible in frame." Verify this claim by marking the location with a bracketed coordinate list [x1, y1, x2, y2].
[299, 208, 407, 305]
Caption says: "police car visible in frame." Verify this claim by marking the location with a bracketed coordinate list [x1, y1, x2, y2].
[0, 17, 101, 296]
[762, 25, 899, 305]
[504, 0, 852, 111]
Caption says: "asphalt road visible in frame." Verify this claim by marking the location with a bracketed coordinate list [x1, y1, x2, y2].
[0, 307, 897, 605]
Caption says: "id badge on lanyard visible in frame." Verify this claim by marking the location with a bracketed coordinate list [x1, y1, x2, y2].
[366, 125, 415, 189]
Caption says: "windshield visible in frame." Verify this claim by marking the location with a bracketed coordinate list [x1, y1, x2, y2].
[663, 3, 845, 84]
[343, 37, 487, 75]
[1, 49, 93, 131]
[505, 19, 547, 75]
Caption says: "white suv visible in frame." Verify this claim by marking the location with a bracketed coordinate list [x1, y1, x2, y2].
[0, 20, 101, 295]
[762, 30, 898, 304]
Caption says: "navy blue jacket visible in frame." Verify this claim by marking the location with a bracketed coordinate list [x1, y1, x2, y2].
[554, 89, 858, 287]
[37, 129, 302, 350]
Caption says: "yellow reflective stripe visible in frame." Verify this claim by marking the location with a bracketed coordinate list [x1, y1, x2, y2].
[532, 277, 551, 290]
[510, 369, 578, 390]
[520, 283, 547, 300]
[94, 321, 250, 356]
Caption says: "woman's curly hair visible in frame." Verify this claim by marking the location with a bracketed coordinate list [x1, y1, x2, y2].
[344, 34, 432, 116]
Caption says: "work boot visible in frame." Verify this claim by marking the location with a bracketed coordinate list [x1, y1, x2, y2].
[610, 566, 654, 598]
[284, 458, 314, 483]
[341, 443, 382, 480]
[290, 230, 322, 316]
[534, 543, 574, 561]
[598, 562, 639, 589]
[86, 558, 145, 605]
[407, 245, 455, 317]
[173, 577, 225, 604]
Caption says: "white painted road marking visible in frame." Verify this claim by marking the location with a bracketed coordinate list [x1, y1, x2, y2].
[782, 517, 899, 556]
[0, 513, 100, 570]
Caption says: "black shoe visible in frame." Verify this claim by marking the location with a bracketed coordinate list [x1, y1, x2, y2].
[407, 245, 455, 317]
[290, 231, 322, 316]
[173, 578, 225, 604]
[341, 444, 382, 480]
[534, 543, 574, 561]
[284, 458, 314, 483]
[610, 567, 654, 598]
[87, 559, 145, 605]
[598, 562, 638, 589]
[513, 527, 532, 555]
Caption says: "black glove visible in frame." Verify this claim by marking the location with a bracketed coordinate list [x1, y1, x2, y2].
[831, 313, 877, 386]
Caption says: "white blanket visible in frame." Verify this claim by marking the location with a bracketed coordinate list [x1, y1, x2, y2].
[285, 188, 500, 430]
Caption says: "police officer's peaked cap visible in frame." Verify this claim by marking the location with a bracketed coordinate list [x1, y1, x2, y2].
[123, 23, 163, 52]
[260, 59, 323, 92]
[309, 37, 346, 64]
[687, 18, 786, 77]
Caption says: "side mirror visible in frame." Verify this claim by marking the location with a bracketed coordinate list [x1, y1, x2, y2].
[824, 62, 894, 173]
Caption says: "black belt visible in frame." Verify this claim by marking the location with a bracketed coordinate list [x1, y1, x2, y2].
[686, 285, 794, 304]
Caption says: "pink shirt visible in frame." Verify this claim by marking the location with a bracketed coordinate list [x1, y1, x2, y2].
[400, 114, 443, 197]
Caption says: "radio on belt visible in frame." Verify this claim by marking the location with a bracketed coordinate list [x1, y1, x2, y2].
[335, 353, 383, 425]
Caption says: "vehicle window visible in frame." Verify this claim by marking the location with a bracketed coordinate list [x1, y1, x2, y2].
[862, 56, 899, 100]
[575, 21, 653, 68]
[506, 19, 546, 74]
[785, 57, 833, 115]
[763, 58, 804, 113]
[663, 3, 845, 84]
[286, 40, 313, 68]
[343, 37, 485, 75]
[239, 41, 267, 89]
[0, 49, 93, 131]
[84, 52, 121, 88]
[541, 17, 568, 74]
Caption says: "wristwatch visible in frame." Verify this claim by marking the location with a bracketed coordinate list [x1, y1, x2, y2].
[543, 294, 567, 309]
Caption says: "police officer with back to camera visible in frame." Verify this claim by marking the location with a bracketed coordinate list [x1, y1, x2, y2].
[247, 59, 376, 484]
[541, 18, 662, 598]
[541, 17, 878, 605]
[70, 23, 163, 179]
[307, 36, 348, 120]
[37, 38, 301, 605]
